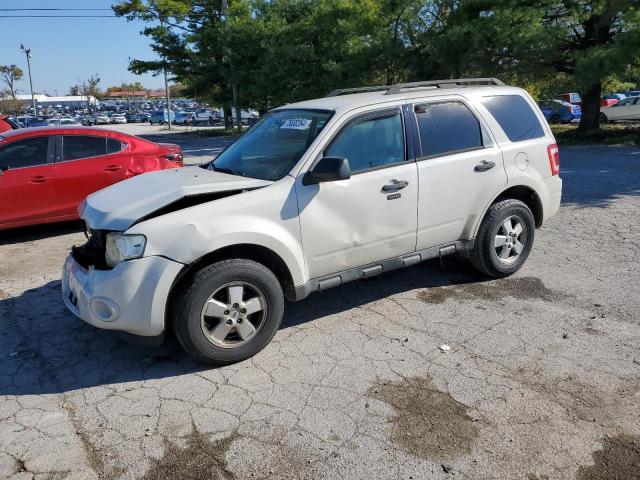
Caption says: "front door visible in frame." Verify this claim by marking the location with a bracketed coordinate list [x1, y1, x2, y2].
[0, 135, 55, 228]
[297, 107, 418, 279]
[409, 99, 507, 250]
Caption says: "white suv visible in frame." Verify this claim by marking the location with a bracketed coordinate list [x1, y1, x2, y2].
[62, 78, 562, 364]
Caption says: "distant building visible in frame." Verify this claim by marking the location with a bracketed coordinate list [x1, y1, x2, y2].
[104, 90, 166, 99]
[104, 90, 148, 99]
[14, 94, 98, 108]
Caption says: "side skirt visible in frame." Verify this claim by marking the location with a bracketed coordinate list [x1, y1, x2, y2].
[293, 239, 474, 301]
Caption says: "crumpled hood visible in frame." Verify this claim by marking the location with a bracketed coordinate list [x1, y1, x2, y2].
[80, 166, 273, 231]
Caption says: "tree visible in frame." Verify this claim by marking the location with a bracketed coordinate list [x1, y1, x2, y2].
[0, 65, 24, 99]
[0, 90, 23, 115]
[69, 84, 81, 96]
[529, 0, 640, 130]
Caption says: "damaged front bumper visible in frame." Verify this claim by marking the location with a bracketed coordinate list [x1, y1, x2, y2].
[62, 254, 184, 337]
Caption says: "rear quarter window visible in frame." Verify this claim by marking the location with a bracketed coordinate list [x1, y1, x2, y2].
[481, 95, 545, 142]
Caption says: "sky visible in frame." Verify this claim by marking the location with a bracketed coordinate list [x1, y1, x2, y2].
[0, 0, 165, 96]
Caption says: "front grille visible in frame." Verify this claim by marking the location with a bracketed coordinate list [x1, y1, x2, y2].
[71, 229, 108, 270]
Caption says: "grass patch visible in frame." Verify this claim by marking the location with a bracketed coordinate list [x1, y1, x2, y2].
[551, 123, 640, 145]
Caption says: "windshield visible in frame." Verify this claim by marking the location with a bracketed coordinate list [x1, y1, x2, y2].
[207, 108, 333, 181]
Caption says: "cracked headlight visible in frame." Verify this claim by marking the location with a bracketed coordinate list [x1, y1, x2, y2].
[105, 233, 146, 268]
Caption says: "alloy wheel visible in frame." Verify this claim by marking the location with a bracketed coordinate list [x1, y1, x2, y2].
[200, 281, 267, 348]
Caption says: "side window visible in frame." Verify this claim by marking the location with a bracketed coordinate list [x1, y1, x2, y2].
[325, 111, 404, 173]
[481, 95, 545, 142]
[414, 101, 484, 158]
[0, 137, 49, 169]
[107, 138, 126, 154]
[62, 135, 107, 161]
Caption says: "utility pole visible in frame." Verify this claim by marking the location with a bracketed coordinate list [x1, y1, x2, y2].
[160, 18, 172, 130]
[20, 44, 37, 114]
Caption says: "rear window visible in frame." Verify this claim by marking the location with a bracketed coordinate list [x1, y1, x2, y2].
[107, 138, 125, 153]
[481, 95, 545, 142]
[62, 135, 107, 161]
[414, 102, 484, 157]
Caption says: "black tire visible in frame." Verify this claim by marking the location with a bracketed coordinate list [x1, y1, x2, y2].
[173, 259, 284, 365]
[470, 199, 535, 278]
[599, 112, 608, 124]
[549, 114, 561, 124]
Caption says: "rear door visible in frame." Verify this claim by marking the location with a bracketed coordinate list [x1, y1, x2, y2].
[53, 134, 129, 217]
[410, 98, 507, 250]
[0, 135, 55, 227]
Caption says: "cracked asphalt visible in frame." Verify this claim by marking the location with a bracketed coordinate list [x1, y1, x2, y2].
[1, 143, 639, 480]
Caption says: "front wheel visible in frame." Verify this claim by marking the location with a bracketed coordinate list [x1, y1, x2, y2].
[173, 259, 284, 365]
[470, 199, 535, 278]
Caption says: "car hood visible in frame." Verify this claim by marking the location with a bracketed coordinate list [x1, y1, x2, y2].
[80, 166, 273, 231]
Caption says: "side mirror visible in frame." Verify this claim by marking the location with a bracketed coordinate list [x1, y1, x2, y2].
[303, 157, 350, 185]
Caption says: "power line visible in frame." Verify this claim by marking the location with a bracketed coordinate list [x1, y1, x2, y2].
[0, 8, 114, 11]
[0, 15, 118, 18]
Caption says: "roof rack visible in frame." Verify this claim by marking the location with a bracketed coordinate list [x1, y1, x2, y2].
[325, 85, 389, 97]
[385, 77, 505, 95]
[325, 78, 505, 98]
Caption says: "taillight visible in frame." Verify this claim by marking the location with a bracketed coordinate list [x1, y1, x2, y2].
[164, 152, 183, 166]
[566, 106, 572, 113]
[547, 144, 559, 175]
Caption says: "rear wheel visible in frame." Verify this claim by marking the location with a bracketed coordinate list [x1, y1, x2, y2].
[470, 199, 535, 278]
[173, 259, 284, 365]
[549, 114, 561, 124]
[599, 112, 608, 124]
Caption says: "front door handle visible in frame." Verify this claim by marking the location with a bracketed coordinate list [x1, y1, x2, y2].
[29, 175, 50, 184]
[381, 179, 409, 191]
[104, 165, 122, 172]
[474, 160, 496, 172]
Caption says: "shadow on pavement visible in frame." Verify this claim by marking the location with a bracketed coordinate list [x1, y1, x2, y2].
[560, 145, 640, 207]
[0, 256, 485, 396]
[0, 221, 84, 246]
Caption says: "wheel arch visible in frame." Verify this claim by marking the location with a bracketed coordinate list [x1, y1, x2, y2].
[477, 185, 543, 237]
[167, 243, 297, 325]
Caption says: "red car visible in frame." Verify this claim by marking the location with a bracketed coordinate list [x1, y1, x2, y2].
[0, 115, 20, 133]
[0, 126, 183, 230]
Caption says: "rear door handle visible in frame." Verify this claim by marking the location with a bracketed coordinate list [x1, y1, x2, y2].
[29, 176, 50, 184]
[382, 179, 409, 191]
[474, 160, 496, 172]
[104, 165, 122, 172]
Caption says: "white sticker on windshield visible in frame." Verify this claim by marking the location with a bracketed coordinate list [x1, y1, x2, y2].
[280, 118, 312, 130]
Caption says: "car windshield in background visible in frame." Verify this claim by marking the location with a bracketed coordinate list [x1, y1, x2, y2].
[207, 109, 333, 181]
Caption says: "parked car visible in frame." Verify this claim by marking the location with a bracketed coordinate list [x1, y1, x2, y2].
[600, 96, 640, 122]
[192, 109, 217, 125]
[561, 92, 581, 105]
[128, 112, 149, 123]
[0, 126, 183, 230]
[94, 114, 110, 125]
[149, 110, 176, 125]
[174, 111, 195, 125]
[538, 99, 581, 124]
[111, 114, 127, 124]
[0, 115, 20, 133]
[16, 116, 49, 128]
[601, 93, 625, 107]
[62, 78, 562, 365]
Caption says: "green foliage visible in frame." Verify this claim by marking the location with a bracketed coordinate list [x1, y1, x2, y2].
[551, 123, 640, 145]
[0, 65, 24, 98]
[113, 0, 640, 130]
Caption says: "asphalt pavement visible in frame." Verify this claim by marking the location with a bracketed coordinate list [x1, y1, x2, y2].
[0, 141, 639, 480]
